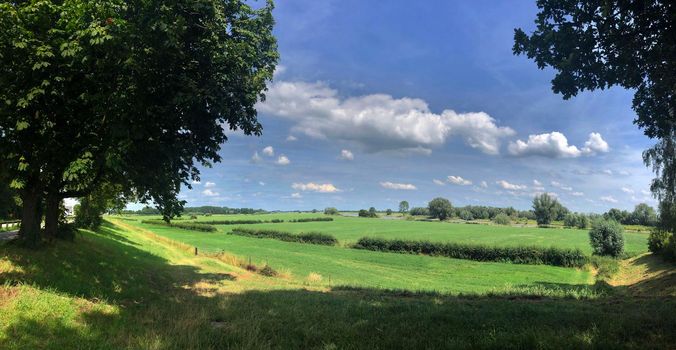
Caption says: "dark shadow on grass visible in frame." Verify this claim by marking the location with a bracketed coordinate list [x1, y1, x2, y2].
[0, 221, 674, 349]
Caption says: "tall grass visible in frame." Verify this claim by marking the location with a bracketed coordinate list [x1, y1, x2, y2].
[352, 237, 588, 267]
[229, 227, 338, 245]
[198, 219, 285, 225]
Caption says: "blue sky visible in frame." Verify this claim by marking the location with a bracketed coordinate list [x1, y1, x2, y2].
[178, 0, 657, 213]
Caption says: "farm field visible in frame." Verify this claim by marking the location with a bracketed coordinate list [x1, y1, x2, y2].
[1, 220, 674, 349]
[127, 213, 649, 256]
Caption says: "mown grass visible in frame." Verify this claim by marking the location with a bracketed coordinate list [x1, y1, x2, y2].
[128, 213, 649, 255]
[0, 220, 674, 349]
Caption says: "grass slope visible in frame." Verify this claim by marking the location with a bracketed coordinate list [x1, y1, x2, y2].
[137, 213, 648, 255]
[1, 220, 673, 349]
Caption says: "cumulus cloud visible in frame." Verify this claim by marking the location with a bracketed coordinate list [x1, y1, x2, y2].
[339, 149, 354, 161]
[480, 181, 488, 188]
[532, 179, 545, 191]
[380, 182, 417, 190]
[447, 176, 472, 186]
[571, 192, 585, 197]
[433, 179, 446, 186]
[508, 132, 609, 158]
[262, 146, 275, 157]
[292, 182, 340, 193]
[286, 135, 298, 141]
[205, 182, 216, 188]
[259, 181, 266, 186]
[621, 187, 634, 194]
[276, 155, 291, 165]
[582, 132, 609, 155]
[601, 195, 618, 203]
[496, 180, 527, 190]
[251, 151, 262, 163]
[202, 189, 219, 197]
[258, 81, 515, 155]
[291, 192, 302, 198]
[551, 181, 572, 191]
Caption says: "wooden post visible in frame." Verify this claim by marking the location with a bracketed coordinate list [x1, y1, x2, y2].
[194, 247, 198, 256]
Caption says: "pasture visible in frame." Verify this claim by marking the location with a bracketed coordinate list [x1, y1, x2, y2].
[1, 218, 674, 349]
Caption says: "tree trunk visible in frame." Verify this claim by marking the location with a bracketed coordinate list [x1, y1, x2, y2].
[19, 189, 42, 248]
[44, 194, 61, 241]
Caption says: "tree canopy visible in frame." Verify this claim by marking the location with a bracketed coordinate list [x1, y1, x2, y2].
[0, 0, 278, 246]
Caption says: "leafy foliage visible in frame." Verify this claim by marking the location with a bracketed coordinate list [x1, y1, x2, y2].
[289, 217, 334, 223]
[398, 201, 409, 213]
[589, 220, 625, 257]
[140, 220, 216, 232]
[533, 193, 559, 225]
[492, 213, 510, 225]
[229, 227, 338, 245]
[409, 207, 430, 216]
[428, 197, 453, 220]
[353, 237, 588, 267]
[324, 207, 339, 215]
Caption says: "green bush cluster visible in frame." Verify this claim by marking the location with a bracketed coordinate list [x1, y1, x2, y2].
[648, 229, 676, 261]
[588, 219, 624, 257]
[358, 208, 378, 218]
[198, 219, 284, 225]
[352, 237, 587, 267]
[288, 217, 334, 223]
[140, 220, 216, 232]
[229, 227, 338, 245]
[408, 207, 429, 216]
[323, 207, 339, 215]
[563, 213, 589, 229]
[492, 213, 510, 225]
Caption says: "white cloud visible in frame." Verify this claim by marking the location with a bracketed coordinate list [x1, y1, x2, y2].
[618, 170, 630, 176]
[447, 176, 472, 186]
[258, 81, 515, 155]
[601, 195, 618, 203]
[433, 179, 446, 186]
[339, 149, 354, 161]
[262, 146, 275, 157]
[205, 182, 216, 188]
[621, 187, 634, 194]
[550, 181, 572, 191]
[480, 181, 488, 188]
[276, 155, 290, 165]
[571, 192, 584, 197]
[286, 135, 298, 141]
[191, 180, 201, 185]
[292, 182, 340, 193]
[380, 181, 417, 190]
[602, 169, 613, 175]
[533, 179, 542, 186]
[641, 190, 651, 196]
[251, 151, 262, 163]
[291, 192, 302, 198]
[202, 189, 219, 197]
[259, 181, 266, 186]
[532, 179, 545, 191]
[508, 131, 609, 158]
[582, 132, 610, 155]
[496, 180, 527, 190]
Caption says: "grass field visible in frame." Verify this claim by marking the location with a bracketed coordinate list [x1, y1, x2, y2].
[1, 219, 674, 349]
[132, 213, 649, 255]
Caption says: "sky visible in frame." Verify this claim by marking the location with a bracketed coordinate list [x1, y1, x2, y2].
[176, 0, 658, 213]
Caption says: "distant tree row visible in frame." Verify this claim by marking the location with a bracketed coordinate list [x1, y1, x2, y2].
[120, 206, 267, 216]
[603, 204, 658, 226]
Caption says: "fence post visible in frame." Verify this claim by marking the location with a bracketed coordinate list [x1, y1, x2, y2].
[194, 247, 198, 256]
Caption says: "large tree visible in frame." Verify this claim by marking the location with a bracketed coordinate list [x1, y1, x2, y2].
[0, 0, 278, 247]
[513, 0, 674, 235]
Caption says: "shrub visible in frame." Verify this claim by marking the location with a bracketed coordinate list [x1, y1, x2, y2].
[189, 215, 198, 220]
[306, 272, 323, 283]
[648, 229, 672, 255]
[386, 209, 393, 215]
[140, 220, 217, 232]
[352, 237, 587, 267]
[56, 223, 78, 241]
[289, 217, 334, 223]
[358, 209, 377, 218]
[198, 219, 284, 225]
[576, 215, 590, 229]
[324, 207, 339, 215]
[563, 213, 578, 228]
[458, 210, 473, 221]
[589, 219, 624, 257]
[259, 265, 278, 277]
[492, 213, 510, 225]
[409, 207, 429, 216]
[428, 197, 453, 220]
[229, 227, 338, 245]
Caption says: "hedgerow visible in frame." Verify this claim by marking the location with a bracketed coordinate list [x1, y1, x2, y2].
[288, 217, 334, 223]
[198, 219, 284, 225]
[229, 227, 338, 245]
[140, 220, 217, 232]
[351, 237, 587, 267]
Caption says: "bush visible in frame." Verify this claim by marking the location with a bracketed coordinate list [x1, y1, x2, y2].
[458, 210, 473, 221]
[409, 207, 429, 216]
[589, 219, 624, 257]
[259, 264, 278, 277]
[533, 193, 559, 225]
[140, 220, 217, 232]
[324, 207, 339, 215]
[198, 219, 285, 225]
[352, 237, 587, 267]
[56, 223, 78, 241]
[229, 227, 338, 245]
[648, 229, 673, 257]
[288, 217, 334, 223]
[358, 209, 377, 218]
[428, 197, 453, 220]
[492, 213, 510, 225]
[386, 209, 393, 215]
